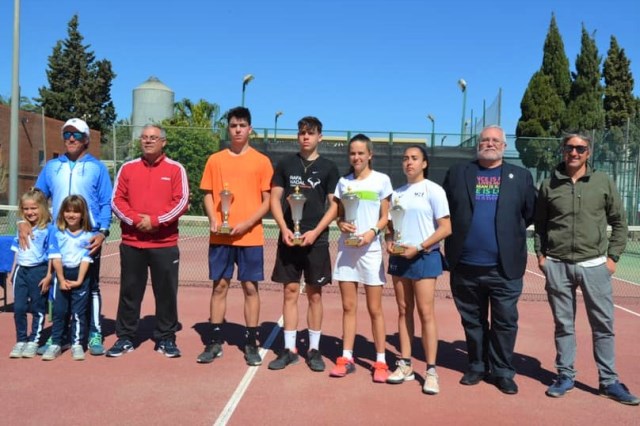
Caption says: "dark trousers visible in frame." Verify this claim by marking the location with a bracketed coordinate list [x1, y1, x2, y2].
[13, 263, 48, 343]
[450, 264, 523, 378]
[88, 248, 102, 335]
[116, 244, 180, 342]
[52, 266, 91, 346]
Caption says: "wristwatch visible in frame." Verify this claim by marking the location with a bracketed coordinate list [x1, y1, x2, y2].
[99, 229, 110, 238]
[609, 254, 620, 263]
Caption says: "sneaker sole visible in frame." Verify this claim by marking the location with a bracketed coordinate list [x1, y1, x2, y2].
[157, 349, 181, 358]
[268, 357, 300, 370]
[306, 361, 326, 372]
[386, 373, 416, 384]
[106, 348, 134, 358]
[423, 387, 440, 395]
[599, 393, 640, 405]
[546, 388, 573, 398]
[89, 348, 106, 356]
[197, 351, 223, 364]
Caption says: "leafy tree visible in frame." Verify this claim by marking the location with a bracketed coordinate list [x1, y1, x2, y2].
[603, 36, 636, 129]
[160, 99, 221, 215]
[516, 72, 565, 180]
[37, 14, 116, 141]
[541, 13, 572, 105]
[565, 24, 604, 132]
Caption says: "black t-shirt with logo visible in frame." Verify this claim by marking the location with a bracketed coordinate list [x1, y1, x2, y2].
[271, 153, 340, 245]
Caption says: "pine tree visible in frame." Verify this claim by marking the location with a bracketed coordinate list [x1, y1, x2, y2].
[37, 15, 116, 141]
[565, 24, 604, 132]
[603, 36, 635, 128]
[541, 13, 572, 106]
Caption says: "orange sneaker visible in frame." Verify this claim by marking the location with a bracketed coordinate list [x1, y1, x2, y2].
[330, 356, 356, 377]
[373, 362, 389, 383]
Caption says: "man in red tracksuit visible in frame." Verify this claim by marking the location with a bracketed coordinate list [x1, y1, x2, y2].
[107, 124, 189, 358]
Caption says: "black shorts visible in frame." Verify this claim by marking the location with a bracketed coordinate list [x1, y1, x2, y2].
[271, 243, 332, 286]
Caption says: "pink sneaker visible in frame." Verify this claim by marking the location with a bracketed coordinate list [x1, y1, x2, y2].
[373, 362, 389, 383]
[330, 356, 356, 377]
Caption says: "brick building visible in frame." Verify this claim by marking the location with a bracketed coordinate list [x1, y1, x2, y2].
[0, 104, 101, 204]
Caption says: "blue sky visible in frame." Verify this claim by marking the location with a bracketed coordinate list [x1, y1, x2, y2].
[1, 0, 638, 139]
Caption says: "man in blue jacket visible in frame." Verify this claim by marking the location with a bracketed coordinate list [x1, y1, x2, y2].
[443, 125, 536, 395]
[20, 118, 112, 355]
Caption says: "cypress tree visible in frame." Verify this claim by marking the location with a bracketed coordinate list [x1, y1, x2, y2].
[541, 13, 572, 106]
[37, 14, 116, 141]
[603, 36, 636, 128]
[565, 24, 604, 132]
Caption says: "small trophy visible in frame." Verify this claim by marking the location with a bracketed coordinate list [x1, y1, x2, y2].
[288, 186, 307, 245]
[218, 183, 232, 234]
[342, 187, 360, 246]
[389, 198, 406, 254]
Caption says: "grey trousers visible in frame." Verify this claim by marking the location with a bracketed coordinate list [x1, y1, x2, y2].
[544, 258, 618, 385]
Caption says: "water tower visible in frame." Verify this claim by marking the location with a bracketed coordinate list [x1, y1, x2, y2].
[131, 76, 174, 140]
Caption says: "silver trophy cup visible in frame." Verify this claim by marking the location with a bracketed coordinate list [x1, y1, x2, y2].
[342, 188, 360, 246]
[288, 186, 307, 245]
[389, 199, 406, 254]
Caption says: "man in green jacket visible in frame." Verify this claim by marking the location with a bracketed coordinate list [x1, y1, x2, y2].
[535, 133, 638, 405]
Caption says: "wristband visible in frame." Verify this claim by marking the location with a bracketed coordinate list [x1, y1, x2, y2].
[416, 244, 425, 252]
[370, 227, 380, 236]
[99, 229, 110, 238]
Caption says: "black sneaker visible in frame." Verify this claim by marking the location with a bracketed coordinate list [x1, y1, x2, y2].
[106, 339, 134, 358]
[197, 342, 223, 364]
[268, 349, 300, 370]
[244, 344, 262, 366]
[306, 349, 326, 372]
[155, 340, 181, 358]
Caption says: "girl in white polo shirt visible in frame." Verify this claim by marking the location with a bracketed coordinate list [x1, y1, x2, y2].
[330, 134, 392, 383]
[385, 145, 451, 395]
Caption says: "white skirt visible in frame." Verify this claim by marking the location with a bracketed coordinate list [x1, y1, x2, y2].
[333, 246, 386, 286]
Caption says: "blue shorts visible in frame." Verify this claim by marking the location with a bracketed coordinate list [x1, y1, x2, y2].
[208, 244, 264, 282]
[387, 250, 443, 280]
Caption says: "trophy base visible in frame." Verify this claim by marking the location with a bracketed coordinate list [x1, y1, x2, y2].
[218, 225, 232, 235]
[292, 237, 303, 245]
[345, 237, 361, 247]
[391, 245, 406, 255]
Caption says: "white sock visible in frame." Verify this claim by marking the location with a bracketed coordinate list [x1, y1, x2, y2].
[342, 350, 353, 360]
[376, 352, 386, 363]
[284, 330, 297, 352]
[308, 329, 321, 350]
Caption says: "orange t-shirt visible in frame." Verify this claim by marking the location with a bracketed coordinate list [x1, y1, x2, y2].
[200, 147, 273, 246]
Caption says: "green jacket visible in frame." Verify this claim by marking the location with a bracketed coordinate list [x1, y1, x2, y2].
[534, 163, 627, 263]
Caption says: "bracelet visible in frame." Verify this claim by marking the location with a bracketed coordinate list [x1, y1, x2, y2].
[370, 227, 380, 236]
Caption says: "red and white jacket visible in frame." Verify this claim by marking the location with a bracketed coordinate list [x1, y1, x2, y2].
[112, 154, 189, 248]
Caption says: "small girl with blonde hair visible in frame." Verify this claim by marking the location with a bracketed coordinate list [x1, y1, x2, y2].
[8, 188, 52, 358]
[42, 194, 95, 361]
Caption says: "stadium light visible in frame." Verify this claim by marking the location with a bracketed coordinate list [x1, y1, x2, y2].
[274, 111, 283, 143]
[241, 74, 254, 107]
[427, 114, 435, 150]
[458, 78, 467, 144]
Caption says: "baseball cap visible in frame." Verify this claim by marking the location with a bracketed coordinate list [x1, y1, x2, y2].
[61, 118, 90, 138]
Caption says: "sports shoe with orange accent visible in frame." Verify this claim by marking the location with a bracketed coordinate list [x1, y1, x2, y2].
[330, 356, 356, 377]
[373, 361, 389, 383]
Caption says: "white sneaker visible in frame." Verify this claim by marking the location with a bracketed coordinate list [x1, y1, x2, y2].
[387, 359, 415, 384]
[423, 369, 440, 395]
[42, 344, 62, 361]
[71, 344, 85, 361]
[21, 342, 39, 358]
[10, 342, 26, 358]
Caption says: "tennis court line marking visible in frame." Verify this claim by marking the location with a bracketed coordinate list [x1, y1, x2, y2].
[525, 268, 640, 317]
[213, 315, 284, 426]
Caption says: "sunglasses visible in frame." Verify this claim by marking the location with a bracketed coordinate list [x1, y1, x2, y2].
[563, 145, 588, 154]
[63, 131, 87, 141]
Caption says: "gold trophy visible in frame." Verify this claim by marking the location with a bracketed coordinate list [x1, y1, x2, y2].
[342, 187, 360, 246]
[218, 183, 233, 234]
[288, 186, 307, 245]
[389, 198, 406, 254]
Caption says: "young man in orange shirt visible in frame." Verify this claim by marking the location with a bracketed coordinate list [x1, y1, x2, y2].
[198, 107, 273, 366]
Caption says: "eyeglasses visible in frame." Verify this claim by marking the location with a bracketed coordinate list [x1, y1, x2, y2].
[140, 135, 164, 142]
[479, 137, 504, 145]
[563, 145, 589, 154]
[63, 131, 86, 141]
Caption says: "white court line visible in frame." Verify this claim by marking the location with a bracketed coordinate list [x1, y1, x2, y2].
[524, 268, 640, 317]
[213, 316, 284, 426]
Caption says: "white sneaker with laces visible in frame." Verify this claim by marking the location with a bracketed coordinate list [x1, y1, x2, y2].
[386, 359, 415, 384]
[71, 344, 85, 361]
[423, 369, 440, 395]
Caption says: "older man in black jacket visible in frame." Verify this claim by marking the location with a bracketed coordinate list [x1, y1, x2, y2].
[443, 125, 536, 395]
